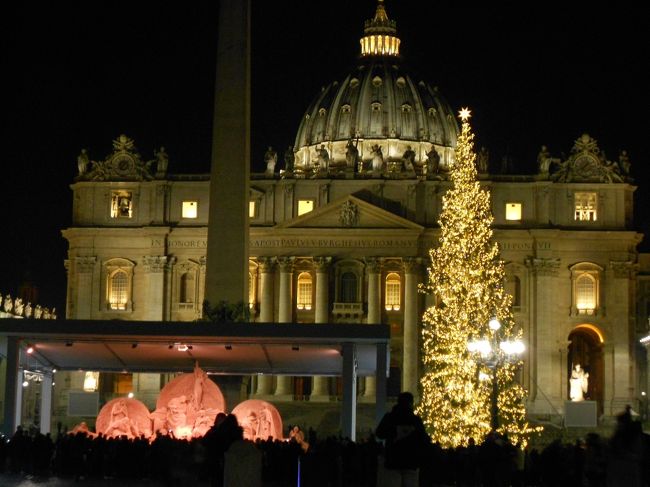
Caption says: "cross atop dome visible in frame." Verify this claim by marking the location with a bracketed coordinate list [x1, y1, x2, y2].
[360, 0, 400, 57]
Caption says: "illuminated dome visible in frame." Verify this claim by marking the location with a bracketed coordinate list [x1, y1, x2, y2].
[292, 0, 458, 177]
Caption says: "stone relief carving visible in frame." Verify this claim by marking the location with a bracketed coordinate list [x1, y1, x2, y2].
[75, 135, 156, 182]
[550, 134, 625, 183]
[339, 200, 360, 227]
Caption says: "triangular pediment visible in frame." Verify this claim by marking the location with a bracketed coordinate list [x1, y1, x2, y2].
[276, 195, 424, 231]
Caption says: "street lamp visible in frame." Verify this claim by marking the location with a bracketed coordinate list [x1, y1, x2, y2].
[467, 317, 525, 432]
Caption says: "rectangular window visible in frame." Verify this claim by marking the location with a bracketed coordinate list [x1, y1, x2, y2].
[574, 192, 597, 221]
[385, 273, 401, 311]
[249, 201, 257, 218]
[297, 199, 314, 216]
[297, 273, 313, 310]
[182, 201, 198, 219]
[111, 191, 133, 218]
[505, 202, 522, 221]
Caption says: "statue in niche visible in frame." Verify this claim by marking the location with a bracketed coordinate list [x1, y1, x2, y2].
[477, 147, 489, 173]
[345, 138, 359, 170]
[425, 147, 440, 176]
[283, 145, 295, 172]
[315, 144, 330, 173]
[154, 147, 169, 175]
[402, 146, 416, 172]
[569, 364, 589, 401]
[264, 146, 278, 176]
[371, 144, 384, 172]
[77, 149, 90, 175]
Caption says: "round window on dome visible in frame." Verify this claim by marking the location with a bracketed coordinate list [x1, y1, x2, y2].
[350, 78, 359, 88]
[396, 77, 406, 88]
[372, 76, 382, 87]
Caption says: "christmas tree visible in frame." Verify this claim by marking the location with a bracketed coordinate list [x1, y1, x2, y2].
[417, 108, 537, 448]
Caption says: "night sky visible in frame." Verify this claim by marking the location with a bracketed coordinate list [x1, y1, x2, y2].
[3, 2, 649, 312]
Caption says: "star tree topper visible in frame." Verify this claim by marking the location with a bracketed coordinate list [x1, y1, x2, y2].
[459, 107, 471, 121]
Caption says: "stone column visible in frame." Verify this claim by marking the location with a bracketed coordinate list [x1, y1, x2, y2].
[311, 257, 332, 402]
[366, 258, 382, 325]
[526, 257, 562, 415]
[402, 258, 420, 397]
[74, 256, 96, 319]
[255, 258, 275, 397]
[362, 258, 382, 401]
[274, 257, 294, 399]
[277, 257, 294, 323]
[258, 258, 275, 323]
[143, 256, 168, 321]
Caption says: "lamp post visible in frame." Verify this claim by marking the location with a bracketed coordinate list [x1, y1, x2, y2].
[468, 317, 525, 432]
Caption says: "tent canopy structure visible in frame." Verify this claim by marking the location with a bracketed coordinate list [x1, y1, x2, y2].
[0, 319, 391, 440]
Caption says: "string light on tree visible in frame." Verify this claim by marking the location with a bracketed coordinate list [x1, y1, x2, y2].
[416, 107, 540, 448]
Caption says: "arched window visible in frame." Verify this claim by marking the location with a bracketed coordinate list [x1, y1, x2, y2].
[340, 272, 357, 303]
[385, 273, 401, 311]
[570, 262, 602, 316]
[108, 270, 128, 310]
[576, 274, 596, 313]
[297, 272, 313, 310]
[180, 272, 195, 303]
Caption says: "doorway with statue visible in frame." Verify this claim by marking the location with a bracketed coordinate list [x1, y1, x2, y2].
[568, 325, 604, 413]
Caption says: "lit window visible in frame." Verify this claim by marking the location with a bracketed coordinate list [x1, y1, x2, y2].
[83, 371, 99, 392]
[505, 203, 522, 221]
[182, 201, 198, 219]
[575, 274, 596, 314]
[385, 273, 401, 311]
[298, 199, 314, 216]
[111, 191, 132, 218]
[108, 270, 129, 310]
[297, 272, 312, 310]
[179, 273, 195, 303]
[575, 192, 597, 221]
[249, 201, 256, 218]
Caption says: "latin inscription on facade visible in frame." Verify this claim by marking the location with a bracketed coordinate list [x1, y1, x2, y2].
[151, 239, 208, 248]
[250, 238, 417, 249]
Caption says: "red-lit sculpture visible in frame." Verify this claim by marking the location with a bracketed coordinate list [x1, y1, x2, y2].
[95, 397, 152, 439]
[150, 363, 226, 439]
[231, 399, 283, 441]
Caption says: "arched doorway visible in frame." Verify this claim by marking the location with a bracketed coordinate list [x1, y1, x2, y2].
[568, 325, 604, 411]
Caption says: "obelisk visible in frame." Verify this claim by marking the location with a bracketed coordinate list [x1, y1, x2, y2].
[205, 0, 251, 307]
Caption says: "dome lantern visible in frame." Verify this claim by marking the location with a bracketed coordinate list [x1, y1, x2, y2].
[360, 0, 400, 57]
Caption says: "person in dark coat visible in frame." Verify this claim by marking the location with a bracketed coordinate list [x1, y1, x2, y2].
[376, 392, 430, 487]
